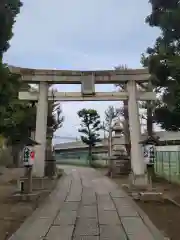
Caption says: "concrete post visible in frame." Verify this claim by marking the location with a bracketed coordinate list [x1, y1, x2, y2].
[34, 82, 48, 177]
[127, 80, 147, 186]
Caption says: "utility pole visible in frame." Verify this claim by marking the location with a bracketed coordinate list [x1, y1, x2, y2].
[109, 127, 112, 156]
[108, 116, 113, 175]
[147, 80, 153, 136]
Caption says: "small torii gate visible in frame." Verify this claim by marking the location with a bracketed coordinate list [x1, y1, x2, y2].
[9, 66, 156, 186]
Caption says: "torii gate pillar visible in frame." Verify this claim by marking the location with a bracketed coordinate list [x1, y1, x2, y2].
[127, 80, 147, 186]
[34, 82, 48, 177]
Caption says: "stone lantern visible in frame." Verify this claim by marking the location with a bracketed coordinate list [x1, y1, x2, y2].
[110, 121, 130, 177]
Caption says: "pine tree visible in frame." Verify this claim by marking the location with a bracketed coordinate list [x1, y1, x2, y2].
[142, 0, 180, 130]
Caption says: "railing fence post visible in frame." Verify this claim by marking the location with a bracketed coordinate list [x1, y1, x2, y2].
[162, 152, 164, 177]
[168, 151, 171, 182]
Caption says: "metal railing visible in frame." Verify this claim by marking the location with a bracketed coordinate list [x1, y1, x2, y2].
[155, 151, 180, 184]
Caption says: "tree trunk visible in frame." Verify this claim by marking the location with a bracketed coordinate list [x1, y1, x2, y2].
[147, 80, 153, 136]
[109, 128, 112, 157]
[88, 145, 92, 165]
[146, 81, 155, 180]
[45, 137, 56, 177]
[147, 100, 153, 136]
[11, 144, 24, 168]
[108, 128, 113, 175]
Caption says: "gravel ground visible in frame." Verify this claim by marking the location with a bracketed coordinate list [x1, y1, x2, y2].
[0, 168, 57, 240]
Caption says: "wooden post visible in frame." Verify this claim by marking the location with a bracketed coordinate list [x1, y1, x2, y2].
[27, 166, 33, 193]
[24, 166, 33, 194]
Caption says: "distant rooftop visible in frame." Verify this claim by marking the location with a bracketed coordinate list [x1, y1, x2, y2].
[54, 139, 108, 150]
[54, 131, 180, 150]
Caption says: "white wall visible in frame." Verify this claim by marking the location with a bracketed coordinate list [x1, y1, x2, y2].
[113, 131, 180, 145]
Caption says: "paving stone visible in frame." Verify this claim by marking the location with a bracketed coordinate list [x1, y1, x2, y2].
[113, 198, 138, 217]
[69, 186, 82, 194]
[81, 192, 96, 206]
[82, 197, 96, 206]
[99, 225, 127, 240]
[66, 196, 81, 202]
[9, 217, 53, 240]
[66, 192, 82, 202]
[98, 210, 121, 225]
[97, 195, 115, 211]
[82, 188, 96, 194]
[121, 217, 154, 240]
[46, 225, 74, 240]
[36, 204, 62, 219]
[116, 205, 139, 217]
[110, 189, 127, 198]
[71, 170, 81, 181]
[66, 187, 82, 202]
[73, 236, 99, 240]
[113, 198, 132, 207]
[62, 202, 79, 211]
[78, 206, 97, 219]
[127, 233, 155, 240]
[54, 210, 77, 225]
[10, 167, 163, 240]
[97, 194, 112, 202]
[66, 183, 82, 202]
[74, 218, 99, 236]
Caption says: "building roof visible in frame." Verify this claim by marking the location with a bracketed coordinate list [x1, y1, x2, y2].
[54, 131, 180, 151]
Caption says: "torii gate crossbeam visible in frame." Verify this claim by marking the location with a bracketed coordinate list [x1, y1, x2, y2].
[19, 91, 156, 101]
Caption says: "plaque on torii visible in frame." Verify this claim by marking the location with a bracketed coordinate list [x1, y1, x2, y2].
[81, 73, 95, 96]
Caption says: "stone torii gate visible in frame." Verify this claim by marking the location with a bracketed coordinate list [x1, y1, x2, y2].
[9, 66, 156, 186]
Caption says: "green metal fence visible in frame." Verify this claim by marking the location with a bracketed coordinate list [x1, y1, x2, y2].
[56, 158, 89, 166]
[56, 158, 108, 167]
[155, 151, 180, 183]
[55, 151, 108, 167]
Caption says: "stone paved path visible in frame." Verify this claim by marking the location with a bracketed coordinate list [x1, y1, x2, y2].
[9, 166, 165, 240]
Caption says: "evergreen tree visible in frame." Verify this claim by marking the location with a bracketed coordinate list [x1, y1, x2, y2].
[142, 0, 180, 130]
[78, 108, 101, 163]
[104, 106, 119, 157]
[0, 0, 23, 133]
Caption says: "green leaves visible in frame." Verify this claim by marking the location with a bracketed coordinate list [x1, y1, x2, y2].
[143, 0, 180, 130]
[0, 0, 22, 58]
[78, 108, 101, 132]
[0, 0, 23, 140]
[104, 105, 119, 128]
[77, 108, 102, 159]
[47, 101, 64, 137]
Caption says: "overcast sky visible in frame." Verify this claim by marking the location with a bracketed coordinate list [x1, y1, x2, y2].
[4, 0, 159, 143]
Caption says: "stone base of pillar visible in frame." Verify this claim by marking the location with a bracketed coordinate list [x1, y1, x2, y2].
[44, 149, 56, 177]
[129, 172, 149, 189]
[113, 159, 130, 176]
